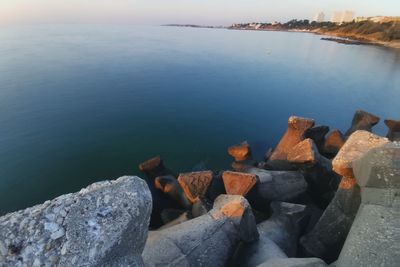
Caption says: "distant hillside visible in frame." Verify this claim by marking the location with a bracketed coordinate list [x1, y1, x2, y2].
[317, 20, 400, 42]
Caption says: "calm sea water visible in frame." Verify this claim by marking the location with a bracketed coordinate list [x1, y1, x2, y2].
[0, 25, 399, 215]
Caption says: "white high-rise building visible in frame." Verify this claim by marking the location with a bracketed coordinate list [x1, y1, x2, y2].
[313, 12, 325, 22]
[331, 11, 355, 24]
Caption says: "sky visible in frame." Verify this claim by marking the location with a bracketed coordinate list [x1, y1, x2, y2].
[0, 0, 399, 26]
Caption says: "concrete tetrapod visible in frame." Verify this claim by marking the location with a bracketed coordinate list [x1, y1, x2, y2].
[268, 116, 315, 169]
[142, 195, 259, 267]
[300, 131, 389, 263]
[233, 202, 307, 267]
[139, 156, 179, 228]
[384, 119, 400, 141]
[287, 138, 341, 206]
[344, 110, 380, 136]
[336, 143, 400, 267]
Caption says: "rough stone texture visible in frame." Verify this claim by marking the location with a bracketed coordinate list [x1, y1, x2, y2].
[177, 171, 214, 203]
[228, 141, 251, 161]
[257, 258, 327, 267]
[0, 176, 152, 267]
[139, 156, 162, 172]
[240, 167, 308, 203]
[142, 195, 259, 267]
[155, 175, 191, 209]
[345, 110, 380, 136]
[336, 143, 400, 267]
[385, 119, 400, 141]
[323, 130, 345, 157]
[234, 202, 307, 267]
[222, 171, 258, 196]
[269, 116, 315, 161]
[332, 130, 389, 177]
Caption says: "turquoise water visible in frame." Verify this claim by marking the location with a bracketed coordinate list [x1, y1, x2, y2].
[0, 25, 399, 215]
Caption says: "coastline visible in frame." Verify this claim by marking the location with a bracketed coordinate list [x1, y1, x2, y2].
[227, 27, 400, 50]
[164, 24, 400, 50]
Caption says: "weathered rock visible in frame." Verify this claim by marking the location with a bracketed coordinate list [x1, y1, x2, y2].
[301, 131, 389, 263]
[155, 175, 191, 209]
[305, 125, 330, 153]
[269, 116, 315, 162]
[384, 119, 400, 141]
[345, 110, 380, 136]
[177, 171, 214, 203]
[222, 171, 258, 196]
[234, 166, 308, 204]
[234, 202, 307, 267]
[142, 195, 259, 267]
[257, 258, 327, 267]
[336, 143, 400, 267]
[323, 130, 345, 157]
[228, 141, 252, 161]
[0, 176, 152, 267]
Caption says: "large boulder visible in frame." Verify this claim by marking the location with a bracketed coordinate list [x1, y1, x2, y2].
[142, 195, 259, 267]
[268, 116, 315, 167]
[336, 143, 400, 267]
[300, 131, 389, 263]
[344, 110, 380, 136]
[384, 119, 400, 141]
[0, 176, 152, 267]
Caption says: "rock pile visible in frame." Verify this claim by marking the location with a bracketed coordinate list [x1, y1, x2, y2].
[138, 110, 399, 267]
[0, 109, 398, 267]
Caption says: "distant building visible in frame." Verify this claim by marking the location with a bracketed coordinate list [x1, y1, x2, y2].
[369, 16, 400, 23]
[331, 10, 355, 24]
[355, 17, 368, 23]
[313, 12, 325, 22]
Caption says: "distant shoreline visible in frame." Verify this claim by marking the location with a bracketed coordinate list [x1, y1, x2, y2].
[164, 24, 400, 50]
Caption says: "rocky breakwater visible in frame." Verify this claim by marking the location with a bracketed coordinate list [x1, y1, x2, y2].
[0, 176, 152, 267]
[1, 109, 399, 267]
[139, 109, 399, 267]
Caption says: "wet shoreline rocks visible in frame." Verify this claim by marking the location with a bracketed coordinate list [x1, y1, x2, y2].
[0, 109, 399, 266]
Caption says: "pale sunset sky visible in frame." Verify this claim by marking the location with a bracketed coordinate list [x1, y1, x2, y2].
[0, 0, 399, 25]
